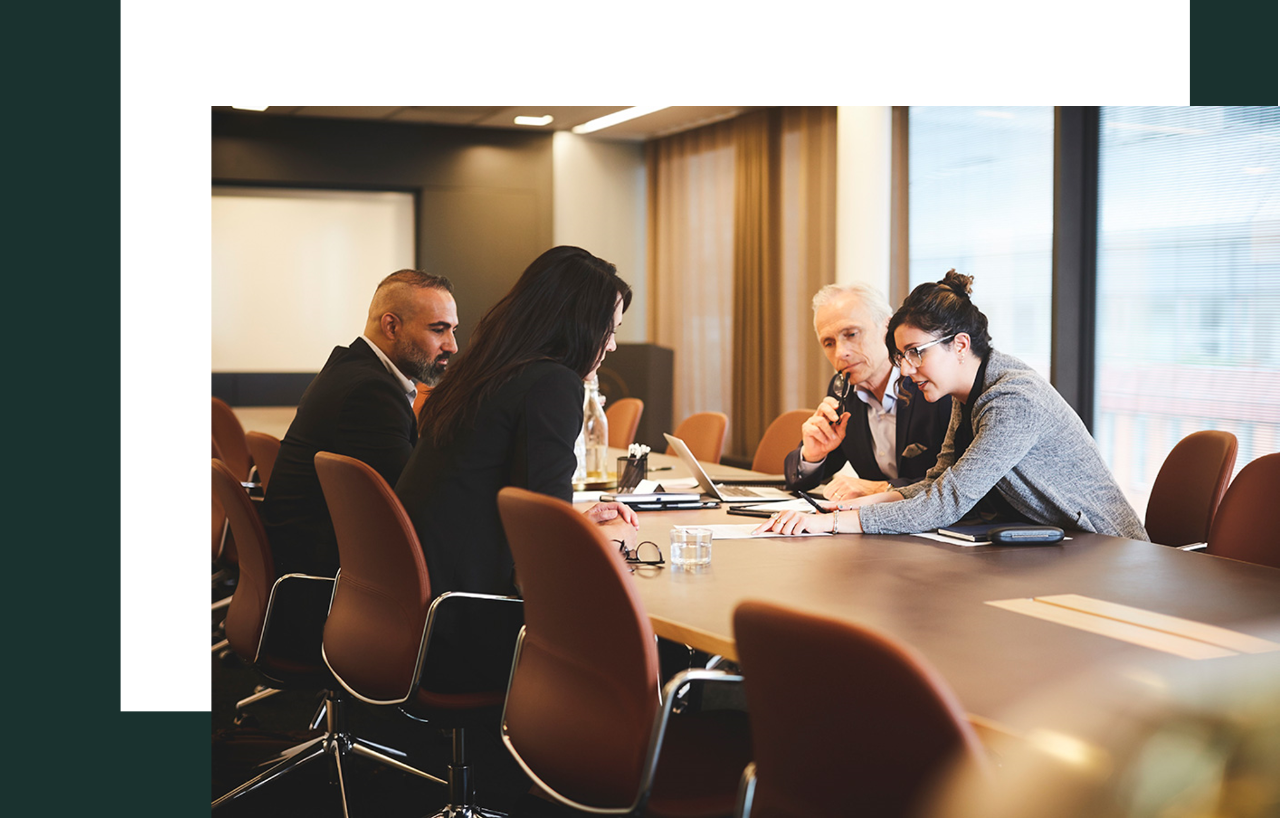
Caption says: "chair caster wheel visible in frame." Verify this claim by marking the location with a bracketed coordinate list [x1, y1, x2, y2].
[233, 713, 259, 728]
[218, 649, 241, 668]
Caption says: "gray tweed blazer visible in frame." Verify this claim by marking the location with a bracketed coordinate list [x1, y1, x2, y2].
[859, 350, 1148, 540]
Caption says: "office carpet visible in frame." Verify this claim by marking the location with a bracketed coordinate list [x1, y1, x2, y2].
[211, 617, 574, 817]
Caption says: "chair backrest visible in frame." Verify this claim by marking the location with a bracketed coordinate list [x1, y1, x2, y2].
[1145, 430, 1238, 546]
[212, 458, 277, 662]
[733, 600, 988, 818]
[314, 451, 433, 703]
[1206, 452, 1280, 570]
[245, 431, 282, 488]
[667, 411, 728, 464]
[606, 397, 645, 450]
[212, 396, 254, 482]
[496, 487, 661, 809]
[412, 385, 433, 419]
[751, 409, 810, 474]
[212, 437, 229, 562]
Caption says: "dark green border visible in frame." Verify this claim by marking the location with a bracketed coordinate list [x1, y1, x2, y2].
[15, 2, 207, 812]
[1191, 0, 1278, 104]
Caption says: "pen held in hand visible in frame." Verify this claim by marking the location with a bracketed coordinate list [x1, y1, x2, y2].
[796, 490, 833, 514]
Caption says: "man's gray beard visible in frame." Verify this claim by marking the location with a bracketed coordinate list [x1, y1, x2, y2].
[395, 343, 448, 387]
[419, 360, 447, 387]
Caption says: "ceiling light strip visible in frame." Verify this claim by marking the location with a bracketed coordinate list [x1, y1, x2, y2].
[572, 106, 669, 135]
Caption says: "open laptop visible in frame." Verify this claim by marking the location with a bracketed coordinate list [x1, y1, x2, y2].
[662, 433, 795, 501]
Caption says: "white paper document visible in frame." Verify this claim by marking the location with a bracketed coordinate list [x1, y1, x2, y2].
[912, 532, 990, 546]
[733, 499, 813, 513]
[676, 523, 833, 540]
[656, 476, 701, 490]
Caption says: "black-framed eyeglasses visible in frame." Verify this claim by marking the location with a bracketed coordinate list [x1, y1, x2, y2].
[894, 334, 955, 368]
[615, 540, 664, 565]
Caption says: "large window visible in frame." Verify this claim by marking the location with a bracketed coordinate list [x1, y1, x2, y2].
[909, 107, 1055, 377]
[1095, 107, 1280, 512]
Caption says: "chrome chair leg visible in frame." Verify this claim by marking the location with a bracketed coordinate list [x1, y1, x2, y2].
[213, 688, 454, 813]
[211, 735, 327, 809]
[235, 685, 281, 711]
[734, 762, 757, 818]
[425, 727, 507, 818]
[329, 733, 351, 818]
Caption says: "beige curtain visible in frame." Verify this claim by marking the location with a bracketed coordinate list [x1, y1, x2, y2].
[648, 107, 837, 461]
[647, 120, 737, 432]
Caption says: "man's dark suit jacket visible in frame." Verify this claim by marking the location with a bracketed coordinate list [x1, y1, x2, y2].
[260, 337, 417, 577]
[784, 375, 952, 492]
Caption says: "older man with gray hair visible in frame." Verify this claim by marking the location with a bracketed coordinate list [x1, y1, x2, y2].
[783, 283, 952, 500]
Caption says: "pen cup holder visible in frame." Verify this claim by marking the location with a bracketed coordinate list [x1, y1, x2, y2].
[616, 455, 648, 492]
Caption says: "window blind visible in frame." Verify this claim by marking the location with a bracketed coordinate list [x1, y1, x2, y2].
[1095, 106, 1280, 512]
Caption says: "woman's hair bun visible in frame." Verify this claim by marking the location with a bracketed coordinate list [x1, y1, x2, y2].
[940, 268, 973, 298]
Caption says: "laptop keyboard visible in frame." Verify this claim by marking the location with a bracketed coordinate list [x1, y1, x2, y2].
[718, 484, 767, 497]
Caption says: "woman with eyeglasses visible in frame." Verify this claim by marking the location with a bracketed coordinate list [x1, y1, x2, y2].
[757, 269, 1147, 541]
[395, 245, 640, 691]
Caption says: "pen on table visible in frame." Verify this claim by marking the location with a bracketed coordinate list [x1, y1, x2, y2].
[649, 466, 673, 472]
[727, 507, 775, 519]
[796, 490, 833, 514]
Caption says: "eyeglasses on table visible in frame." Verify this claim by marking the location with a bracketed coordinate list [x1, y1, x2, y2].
[615, 539, 665, 566]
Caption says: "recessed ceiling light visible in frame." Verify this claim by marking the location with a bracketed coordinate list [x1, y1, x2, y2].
[572, 106, 669, 135]
[514, 115, 554, 127]
[231, 105, 270, 111]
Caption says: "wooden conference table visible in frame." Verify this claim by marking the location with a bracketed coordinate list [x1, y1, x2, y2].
[602, 450, 1280, 733]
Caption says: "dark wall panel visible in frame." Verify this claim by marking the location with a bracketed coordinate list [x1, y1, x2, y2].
[597, 344, 674, 453]
[416, 186, 541, 337]
[211, 372, 316, 407]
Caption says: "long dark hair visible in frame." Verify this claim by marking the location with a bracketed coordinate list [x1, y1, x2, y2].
[422, 246, 631, 447]
[886, 269, 992, 361]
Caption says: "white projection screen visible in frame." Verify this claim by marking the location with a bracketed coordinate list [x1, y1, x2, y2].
[212, 187, 416, 372]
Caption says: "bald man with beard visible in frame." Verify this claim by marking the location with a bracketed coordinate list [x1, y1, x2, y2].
[260, 269, 459, 577]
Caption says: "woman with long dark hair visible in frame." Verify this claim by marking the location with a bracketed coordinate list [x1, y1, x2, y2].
[395, 245, 639, 689]
[758, 269, 1147, 541]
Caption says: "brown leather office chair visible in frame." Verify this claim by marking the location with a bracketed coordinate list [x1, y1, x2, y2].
[212, 437, 239, 627]
[667, 411, 729, 464]
[750, 410, 809, 474]
[315, 451, 522, 818]
[1206, 452, 1280, 570]
[244, 431, 282, 489]
[212, 396, 255, 483]
[413, 384, 434, 419]
[1145, 431, 1238, 546]
[496, 486, 751, 817]
[212, 436, 234, 567]
[210, 458, 343, 811]
[607, 397, 645, 450]
[731, 600, 988, 818]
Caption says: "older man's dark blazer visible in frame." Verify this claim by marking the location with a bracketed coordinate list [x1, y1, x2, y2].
[260, 337, 417, 577]
[783, 375, 952, 491]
